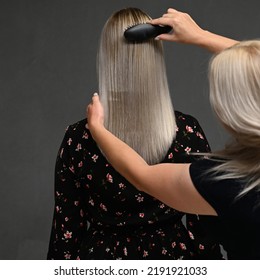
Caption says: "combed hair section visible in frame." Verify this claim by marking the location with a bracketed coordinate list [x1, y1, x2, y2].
[97, 8, 176, 164]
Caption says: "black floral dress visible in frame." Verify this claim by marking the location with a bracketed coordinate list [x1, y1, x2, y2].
[47, 111, 223, 260]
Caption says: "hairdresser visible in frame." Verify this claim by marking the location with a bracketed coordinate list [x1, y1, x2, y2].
[87, 9, 260, 259]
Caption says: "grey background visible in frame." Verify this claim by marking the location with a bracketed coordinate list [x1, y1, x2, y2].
[0, 0, 259, 260]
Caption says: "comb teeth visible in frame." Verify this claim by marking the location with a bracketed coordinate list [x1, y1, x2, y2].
[124, 23, 172, 42]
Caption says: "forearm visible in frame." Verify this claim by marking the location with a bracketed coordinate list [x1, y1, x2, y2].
[90, 125, 149, 190]
[195, 30, 238, 53]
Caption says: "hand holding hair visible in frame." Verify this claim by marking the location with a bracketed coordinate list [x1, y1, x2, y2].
[87, 93, 104, 134]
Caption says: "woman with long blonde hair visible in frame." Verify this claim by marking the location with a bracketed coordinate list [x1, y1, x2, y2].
[48, 7, 224, 260]
[87, 9, 260, 259]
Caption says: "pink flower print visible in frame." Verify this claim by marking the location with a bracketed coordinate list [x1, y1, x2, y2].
[199, 244, 205, 250]
[171, 242, 176, 248]
[143, 250, 148, 257]
[168, 153, 173, 159]
[123, 247, 128, 256]
[185, 147, 191, 154]
[89, 199, 94, 206]
[135, 194, 144, 203]
[176, 126, 179, 132]
[119, 183, 126, 189]
[75, 143, 82, 151]
[196, 132, 204, 139]
[106, 173, 113, 183]
[162, 248, 167, 255]
[87, 174, 92, 180]
[186, 125, 194, 133]
[67, 138, 72, 145]
[179, 243, 187, 250]
[139, 213, 145, 218]
[64, 252, 71, 259]
[78, 161, 83, 167]
[64, 231, 72, 239]
[59, 148, 64, 158]
[64, 217, 69, 222]
[82, 132, 89, 139]
[100, 203, 108, 211]
[158, 230, 165, 237]
[92, 154, 98, 162]
[55, 191, 61, 197]
[80, 209, 85, 217]
[159, 203, 165, 209]
[174, 147, 179, 152]
[74, 201, 79, 206]
[69, 165, 75, 173]
[56, 206, 61, 213]
[188, 231, 194, 240]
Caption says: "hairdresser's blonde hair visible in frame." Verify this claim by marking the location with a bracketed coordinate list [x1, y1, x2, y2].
[97, 8, 176, 164]
[209, 40, 260, 195]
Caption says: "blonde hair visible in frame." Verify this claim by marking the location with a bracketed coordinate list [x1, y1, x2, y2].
[97, 8, 176, 164]
[209, 40, 260, 195]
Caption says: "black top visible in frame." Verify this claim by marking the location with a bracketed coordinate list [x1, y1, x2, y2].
[190, 159, 260, 259]
[47, 111, 222, 260]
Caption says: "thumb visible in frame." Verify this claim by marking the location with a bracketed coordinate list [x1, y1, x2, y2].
[92, 92, 99, 102]
[156, 33, 177, 42]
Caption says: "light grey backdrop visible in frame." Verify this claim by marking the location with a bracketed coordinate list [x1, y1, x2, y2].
[0, 0, 259, 259]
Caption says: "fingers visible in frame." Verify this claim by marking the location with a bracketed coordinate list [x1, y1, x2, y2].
[150, 8, 181, 29]
[91, 92, 99, 103]
[156, 33, 176, 42]
[150, 17, 171, 26]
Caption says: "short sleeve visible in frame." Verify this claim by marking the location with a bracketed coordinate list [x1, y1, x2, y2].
[189, 159, 240, 216]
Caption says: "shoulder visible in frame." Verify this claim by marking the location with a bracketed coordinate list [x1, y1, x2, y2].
[59, 118, 96, 154]
[173, 111, 210, 154]
[65, 118, 87, 135]
[62, 118, 94, 141]
[175, 111, 204, 134]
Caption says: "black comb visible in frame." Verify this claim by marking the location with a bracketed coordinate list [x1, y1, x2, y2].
[124, 23, 172, 42]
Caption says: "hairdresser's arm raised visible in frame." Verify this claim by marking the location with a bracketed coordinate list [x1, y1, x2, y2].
[151, 8, 238, 53]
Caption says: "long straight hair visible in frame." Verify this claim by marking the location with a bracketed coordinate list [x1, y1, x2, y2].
[208, 40, 260, 196]
[97, 8, 176, 164]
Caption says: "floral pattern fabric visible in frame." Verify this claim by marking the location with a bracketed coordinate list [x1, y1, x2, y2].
[47, 111, 222, 260]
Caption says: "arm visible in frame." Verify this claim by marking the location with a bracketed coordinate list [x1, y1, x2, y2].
[87, 94, 217, 216]
[150, 8, 238, 53]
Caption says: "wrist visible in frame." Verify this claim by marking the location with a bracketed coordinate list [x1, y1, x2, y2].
[88, 122, 104, 140]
